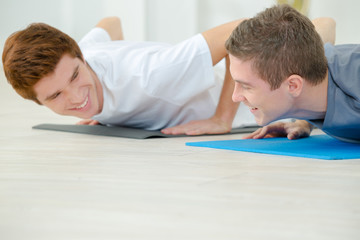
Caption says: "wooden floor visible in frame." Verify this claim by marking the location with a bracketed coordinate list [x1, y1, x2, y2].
[1, 69, 360, 240]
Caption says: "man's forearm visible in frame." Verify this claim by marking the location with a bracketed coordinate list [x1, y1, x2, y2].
[213, 55, 239, 127]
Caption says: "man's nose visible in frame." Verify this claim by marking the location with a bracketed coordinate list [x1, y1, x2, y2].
[232, 84, 245, 102]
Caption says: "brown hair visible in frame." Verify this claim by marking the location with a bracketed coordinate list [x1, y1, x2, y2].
[225, 4, 328, 90]
[2, 23, 83, 104]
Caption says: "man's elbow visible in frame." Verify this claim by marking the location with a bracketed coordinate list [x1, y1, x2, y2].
[96, 16, 124, 41]
[313, 17, 336, 45]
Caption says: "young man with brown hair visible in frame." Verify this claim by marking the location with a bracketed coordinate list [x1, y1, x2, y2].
[227, 4, 359, 143]
[3, 17, 256, 135]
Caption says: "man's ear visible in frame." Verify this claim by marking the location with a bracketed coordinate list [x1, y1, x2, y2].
[285, 74, 304, 97]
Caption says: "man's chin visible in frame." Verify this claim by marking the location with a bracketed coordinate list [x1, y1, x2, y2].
[255, 117, 272, 127]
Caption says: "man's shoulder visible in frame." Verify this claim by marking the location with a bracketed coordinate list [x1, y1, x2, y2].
[78, 28, 111, 47]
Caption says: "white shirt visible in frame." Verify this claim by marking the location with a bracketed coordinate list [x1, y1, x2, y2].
[79, 28, 256, 130]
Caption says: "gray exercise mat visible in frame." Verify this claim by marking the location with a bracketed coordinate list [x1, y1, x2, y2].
[32, 123, 259, 139]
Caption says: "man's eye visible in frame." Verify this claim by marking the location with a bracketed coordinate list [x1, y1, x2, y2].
[52, 92, 61, 99]
[241, 84, 250, 90]
[72, 71, 79, 81]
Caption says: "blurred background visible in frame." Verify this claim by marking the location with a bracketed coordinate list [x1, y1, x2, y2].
[1, 0, 359, 68]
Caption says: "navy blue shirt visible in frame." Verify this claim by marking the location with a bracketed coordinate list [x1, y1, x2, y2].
[309, 44, 360, 143]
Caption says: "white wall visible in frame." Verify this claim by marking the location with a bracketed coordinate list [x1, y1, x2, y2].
[144, 0, 360, 44]
[307, 0, 360, 44]
[197, 0, 274, 33]
[0, 0, 146, 70]
[145, 0, 198, 43]
[1, 0, 360, 68]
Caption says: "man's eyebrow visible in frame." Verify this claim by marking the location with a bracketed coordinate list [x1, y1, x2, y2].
[44, 65, 80, 102]
[233, 79, 252, 86]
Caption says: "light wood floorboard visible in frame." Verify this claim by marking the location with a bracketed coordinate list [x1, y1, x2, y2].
[1, 70, 359, 240]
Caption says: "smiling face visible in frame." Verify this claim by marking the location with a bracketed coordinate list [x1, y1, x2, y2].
[230, 55, 294, 126]
[33, 54, 103, 119]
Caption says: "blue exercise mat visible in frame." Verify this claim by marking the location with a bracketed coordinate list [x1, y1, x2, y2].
[186, 135, 360, 160]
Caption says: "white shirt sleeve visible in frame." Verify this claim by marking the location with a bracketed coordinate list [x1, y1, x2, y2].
[78, 27, 111, 48]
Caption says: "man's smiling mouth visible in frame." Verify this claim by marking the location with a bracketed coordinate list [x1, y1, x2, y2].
[244, 103, 258, 111]
[249, 106, 258, 113]
[75, 96, 89, 110]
